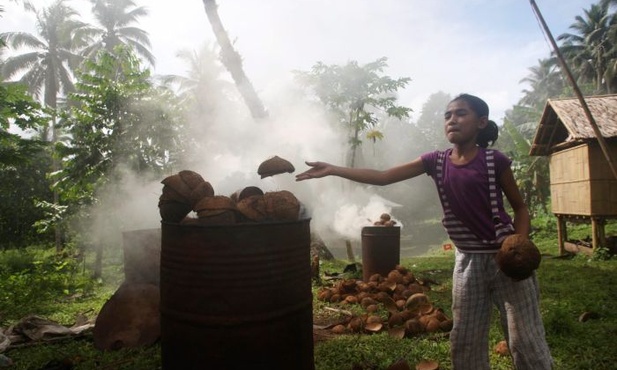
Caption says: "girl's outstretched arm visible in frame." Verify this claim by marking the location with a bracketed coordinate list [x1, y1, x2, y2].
[295, 158, 426, 185]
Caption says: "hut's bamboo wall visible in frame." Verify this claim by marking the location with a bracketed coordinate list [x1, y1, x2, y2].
[550, 142, 617, 216]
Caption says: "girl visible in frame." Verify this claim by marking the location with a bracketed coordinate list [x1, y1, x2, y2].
[295, 94, 553, 370]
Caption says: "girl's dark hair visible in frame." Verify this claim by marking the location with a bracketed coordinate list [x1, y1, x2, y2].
[477, 120, 498, 148]
[451, 93, 498, 148]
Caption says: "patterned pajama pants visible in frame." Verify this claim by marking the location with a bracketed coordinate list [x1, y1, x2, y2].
[450, 251, 553, 370]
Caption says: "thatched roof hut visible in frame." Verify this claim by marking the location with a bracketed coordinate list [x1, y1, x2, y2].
[529, 94, 617, 253]
[530, 94, 617, 156]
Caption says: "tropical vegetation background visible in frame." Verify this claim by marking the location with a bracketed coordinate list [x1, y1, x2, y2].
[1, 0, 617, 368]
[3, 0, 617, 254]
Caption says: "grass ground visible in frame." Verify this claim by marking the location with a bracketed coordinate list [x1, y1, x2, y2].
[0, 220, 615, 369]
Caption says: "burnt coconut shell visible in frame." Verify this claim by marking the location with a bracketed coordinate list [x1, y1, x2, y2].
[264, 190, 300, 221]
[495, 234, 541, 281]
[257, 155, 295, 178]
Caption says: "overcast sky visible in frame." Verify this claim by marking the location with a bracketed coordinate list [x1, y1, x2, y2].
[1, 0, 599, 122]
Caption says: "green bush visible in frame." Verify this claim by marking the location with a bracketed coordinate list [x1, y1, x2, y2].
[0, 245, 95, 321]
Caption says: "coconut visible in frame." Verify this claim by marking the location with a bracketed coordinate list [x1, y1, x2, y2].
[495, 234, 541, 281]
[257, 155, 295, 178]
[178, 170, 205, 189]
[196, 210, 237, 225]
[161, 173, 192, 201]
[160, 185, 188, 203]
[264, 190, 300, 221]
[404, 318, 424, 336]
[415, 360, 439, 370]
[405, 293, 430, 311]
[388, 312, 405, 327]
[188, 181, 215, 208]
[348, 317, 364, 332]
[236, 194, 268, 222]
[193, 195, 236, 212]
[494, 340, 510, 356]
[230, 186, 264, 203]
[439, 319, 453, 331]
[360, 297, 377, 309]
[158, 200, 192, 222]
[387, 327, 407, 340]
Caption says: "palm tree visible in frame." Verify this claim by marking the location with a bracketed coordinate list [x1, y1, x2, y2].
[202, 0, 268, 120]
[80, 0, 154, 67]
[557, 3, 615, 94]
[519, 58, 565, 111]
[1, 0, 87, 251]
[159, 43, 233, 117]
[600, 0, 617, 89]
[1, 0, 85, 112]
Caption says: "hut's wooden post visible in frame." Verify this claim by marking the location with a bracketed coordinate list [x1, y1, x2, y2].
[591, 217, 606, 250]
[556, 215, 567, 255]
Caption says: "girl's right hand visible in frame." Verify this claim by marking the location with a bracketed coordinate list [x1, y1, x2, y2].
[295, 161, 332, 181]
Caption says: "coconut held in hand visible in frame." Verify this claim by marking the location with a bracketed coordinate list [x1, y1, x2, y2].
[495, 234, 541, 281]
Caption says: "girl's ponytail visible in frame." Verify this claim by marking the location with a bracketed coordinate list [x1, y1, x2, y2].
[477, 120, 498, 148]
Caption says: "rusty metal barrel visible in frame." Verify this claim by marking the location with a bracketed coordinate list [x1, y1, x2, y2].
[160, 219, 314, 370]
[361, 226, 401, 282]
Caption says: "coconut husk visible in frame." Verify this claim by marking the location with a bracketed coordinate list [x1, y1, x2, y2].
[230, 186, 264, 203]
[236, 194, 268, 222]
[264, 190, 300, 221]
[193, 195, 236, 212]
[387, 359, 411, 370]
[160, 185, 188, 203]
[387, 327, 406, 340]
[415, 360, 439, 370]
[158, 200, 192, 222]
[257, 156, 295, 178]
[161, 174, 192, 200]
[494, 340, 510, 356]
[178, 170, 205, 189]
[495, 234, 541, 281]
[420, 316, 441, 333]
[188, 181, 215, 208]
[439, 319, 453, 331]
[404, 318, 423, 336]
[405, 293, 430, 312]
[196, 210, 237, 225]
[93, 282, 160, 351]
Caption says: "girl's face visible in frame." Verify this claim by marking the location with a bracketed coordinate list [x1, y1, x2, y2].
[443, 99, 488, 145]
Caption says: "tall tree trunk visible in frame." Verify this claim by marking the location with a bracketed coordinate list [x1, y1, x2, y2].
[202, 0, 268, 120]
[50, 110, 62, 253]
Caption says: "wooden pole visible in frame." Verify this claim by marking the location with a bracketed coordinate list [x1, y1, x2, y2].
[556, 215, 566, 255]
[529, 0, 617, 181]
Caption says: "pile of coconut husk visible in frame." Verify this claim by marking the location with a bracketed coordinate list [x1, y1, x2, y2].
[159, 167, 302, 225]
[314, 265, 452, 339]
[371, 212, 398, 227]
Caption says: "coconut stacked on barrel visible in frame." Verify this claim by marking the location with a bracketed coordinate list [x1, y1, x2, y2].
[158, 156, 301, 224]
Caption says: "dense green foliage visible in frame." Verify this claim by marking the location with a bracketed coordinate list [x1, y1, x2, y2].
[2, 1, 617, 251]
[295, 57, 412, 168]
[0, 83, 52, 247]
